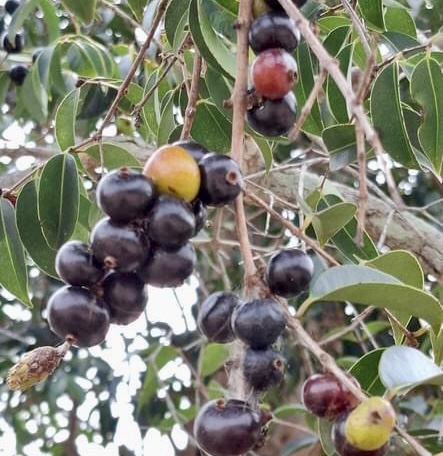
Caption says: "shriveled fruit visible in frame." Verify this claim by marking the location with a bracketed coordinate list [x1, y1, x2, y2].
[249, 12, 300, 54]
[243, 347, 285, 391]
[333, 413, 389, 456]
[96, 167, 156, 223]
[251, 48, 297, 100]
[102, 272, 147, 325]
[55, 240, 104, 287]
[194, 398, 262, 456]
[232, 298, 286, 349]
[246, 91, 296, 137]
[90, 217, 148, 272]
[137, 242, 196, 288]
[143, 145, 201, 202]
[198, 153, 243, 206]
[146, 195, 195, 248]
[3, 34, 23, 53]
[197, 291, 240, 343]
[302, 373, 359, 419]
[47, 286, 110, 347]
[172, 139, 208, 162]
[9, 65, 28, 85]
[266, 248, 314, 297]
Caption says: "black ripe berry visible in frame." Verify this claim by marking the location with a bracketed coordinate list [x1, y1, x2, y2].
[193, 399, 262, 456]
[47, 286, 110, 347]
[302, 373, 359, 419]
[266, 0, 307, 11]
[172, 139, 208, 162]
[146, 195, 195, 248]
[192, 199, 208, 235]
[246, 91, 296, 137]
[90, 217, 148, 272]
[243, 347, 285, 391]
[198, 153, 243, 206]
[9, 65, 28, 86]
[102, 272, 147, 325]
[137, 242, 196, 288]
[55, 240, 104, 287]
[197, 291, 240, 343]
[232, 298, 286, 349]
[249, 12, 300, 54]
[3, 34, 22, 53]
[96, 167, 157, 224]
[5, 0, 19, 14]
[266, 248, 314, 297]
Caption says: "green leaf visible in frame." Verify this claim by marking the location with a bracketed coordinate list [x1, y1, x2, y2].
[379, 346, 443, 394]
[204, 66, 233, 120]
[37, 0, 61, 43]
[370, 62, 419, 168]
[60, 0, 97, 25]
[209, 0, 238, 16]
[312, 202, 356, 246]
[8, 0, 39, 41]
[318, 418, 335, 456]
[430, 327, 442, 366]
[349, 348, 386, 395]
[127, 0, 147, 21]
[384, 6, 416, 37]
[17, 66, 48, 122]
[357, 0, 384, 29]
[198, 343, 230, 377]
[304, 265, 443, 332]
[273, 403, 307, 420]
[157, 91, 176, 145]
[0, 72, 11, 107]
[38, 154, 80, 249]
[165, 0, 191, 52]
[55, 89, 80, 151]
[318, 16, 351, 34]
[342, 321, 391, 343]
[281, 435, 319, 456]
[380, 31, 420, 55]
[83, 142, 141, 171]
[16, 181, 58, 279]
[410, 57, 443, 175]
[0, 199, 32, 306]
[323, 124, 357, 171]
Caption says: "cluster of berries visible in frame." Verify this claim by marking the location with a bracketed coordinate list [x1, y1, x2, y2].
[302, 373, 396, 456]
[246, 0, 306, 137]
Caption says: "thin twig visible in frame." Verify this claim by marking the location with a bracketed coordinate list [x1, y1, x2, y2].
[99, 0, 141, 29]
[341, 0, 371, 56]
[355, 122, 367, 246]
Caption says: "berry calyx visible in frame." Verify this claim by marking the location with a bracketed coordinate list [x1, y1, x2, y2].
[143, 145, 201, 202]
[9, 65, 28, 86]
[251, 48, 297, 100]
[243, 347, 285, 391]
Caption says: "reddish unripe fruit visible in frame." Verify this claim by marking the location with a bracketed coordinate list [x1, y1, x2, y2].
[302, 373, 360, 419]
[194, 399, 262, 456]
[251, 48, 297, 100]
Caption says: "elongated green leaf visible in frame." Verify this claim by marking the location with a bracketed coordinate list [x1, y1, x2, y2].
[16, 181, 58, 279]
[55, 89, 80, 151]
[430, 327, 442, 366]
[0, 199, 32, 306]
[281, 435, 319, 456]
[83, 142, 141, 171]
[318, 418, 335, 456]
[379, 346, 443, 394]
[198, 343, 230, 377]
[210, 0, 238, 16]
[323, 124, 357, 171]
[357, 0, 384, 29]
[37, 0, 61, 43]
[384, 6, 416, 37]
[410, 57, 443, 175]
[370, 62, 418, 168]
[157, 91, 176, 145]
[0, 72, 11, 107]
[380, 31, 420, 55]
[60, 0, 97, 25]
[127, 0, 146, 21]
[205, 66, 233, 120]
[305, 265, 442, 332]
[38, 154, 79, 249]
[8, 0, 39, 41]
[350, 348, 385, 395]
[165, 0, 190, 51]
[17, 65, 48, 122]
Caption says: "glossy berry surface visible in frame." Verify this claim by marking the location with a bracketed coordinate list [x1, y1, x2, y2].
[3, 34, 22, 53]
[266, 248, 314, 297]
[249, 12, 300, 54]
[90, 217, 148, 272]
[5, 0, 19, 14]
[194, 399, 261, 456]
[266, 0, 308, 11]
[146, 195, 195, 248]
[243, 347, 285, 391]
[137, 242, 195, 288]
[197, 291, 240, 343]
[96, 167, 156, 223]
[192, 199, 208, 234]
[246, 91, 296, 137]
[198, 153, 243, 206]
[251, 48, 297, 100]
[232, 298, 286, 349]
[143, 145, 201, 202]
[333, 413, 389, 456]
[172, 139, 208, 162]
[102, 272, 147, 325]
[9, 65, 28, 85]
[55, 240, 104, 287]
[47, 286, 110, 347]
[302, 373, 359, 419]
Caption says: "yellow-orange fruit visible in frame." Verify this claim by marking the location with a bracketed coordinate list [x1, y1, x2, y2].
[143, 145, 201, 202]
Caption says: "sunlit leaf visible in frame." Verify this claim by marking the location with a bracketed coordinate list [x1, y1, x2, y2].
[198, 343, 230, 377]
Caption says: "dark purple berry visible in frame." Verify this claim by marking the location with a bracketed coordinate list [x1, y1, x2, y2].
[243, 347, 285, 391]
[90, 217, 148, 272]
[266, 0, 307, 11]
[192, 199, 208, 234]
[232, 298, 286, 349]
[198, 153, 243, 206]
[137, 242, 195, 288]
[96, 167, 157, 224]
[55, 240, 104, 287]
[9, 65, 28, 86]
[5, 0, 19, 14]
[194, 399, 262, 456]
[266, 248, 314, 297]
[172, 139, 208, 162]
[102, 272, 147, 325]
[146, 195, 195, 248]
[249, 12, 300, 53]
[197, 291, 240, 343]
[3, 34, 22, 53]
[247, 91, 296, 137]
[47, 286, 110, 347]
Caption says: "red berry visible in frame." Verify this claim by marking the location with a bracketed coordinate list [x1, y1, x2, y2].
[251, 48, 297, 100]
